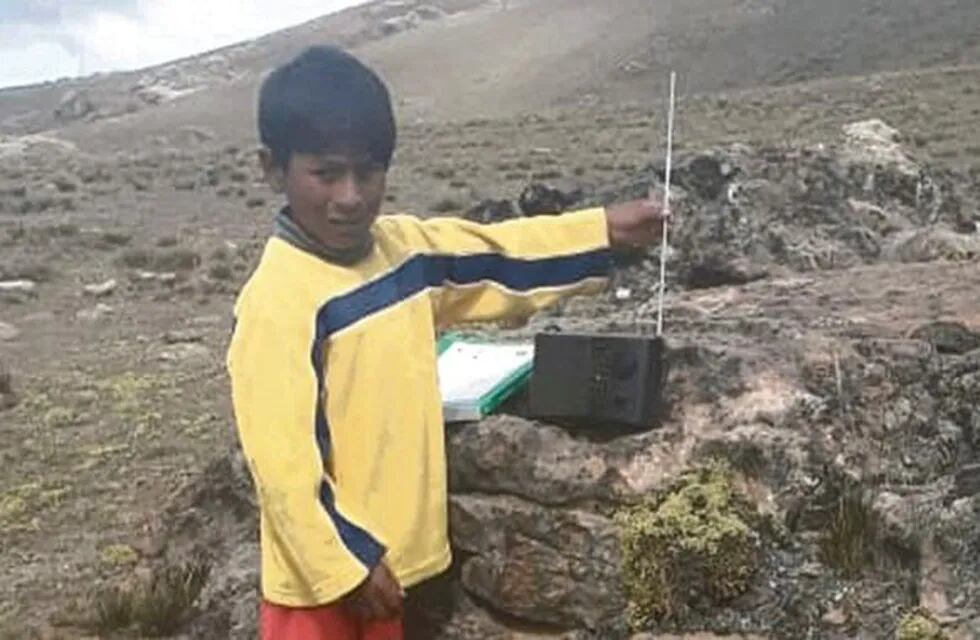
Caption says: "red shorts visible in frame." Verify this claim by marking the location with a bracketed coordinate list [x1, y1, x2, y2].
[260, 600, 403, 640]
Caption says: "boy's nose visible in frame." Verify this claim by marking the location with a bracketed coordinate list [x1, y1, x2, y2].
[332, 173, 363, 210]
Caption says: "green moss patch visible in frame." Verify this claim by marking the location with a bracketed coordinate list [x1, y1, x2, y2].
[615, 462, 762, 630]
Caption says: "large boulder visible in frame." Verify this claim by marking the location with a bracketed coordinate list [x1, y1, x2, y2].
[518, 182, 583, 216]
[576, 120, 979, 298]
[54, 89, 96, 121]
[451, 494, 624, 629]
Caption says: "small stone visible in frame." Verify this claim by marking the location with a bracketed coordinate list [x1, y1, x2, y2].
[163, 329, 205, 344]
[518, 183, 582, 216]
[52, 172, 79, 193]
[822, 607, 848, 625]
[83, 278, 117, 297]
[0, 321, 19, 341]
[798, 561, 824, 578]
[135, 271, 178, 284]
[954, 463, 980, 498]
[464, 199, 516, 224]
[157, 342, 212, 364]
[77, 304, 114, 321]
[0, 280, 38, 304]
[0, 359, 12, 396]
[173, 174, 198, 191]
[189, 315, 223, 327]
[0, 280, 37, 294]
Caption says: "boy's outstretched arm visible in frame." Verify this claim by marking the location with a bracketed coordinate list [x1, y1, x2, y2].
[397, 198, 666, 326]
[227, 311, 399, 617]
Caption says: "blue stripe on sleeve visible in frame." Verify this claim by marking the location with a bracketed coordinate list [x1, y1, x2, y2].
[318, 248, 611, 336]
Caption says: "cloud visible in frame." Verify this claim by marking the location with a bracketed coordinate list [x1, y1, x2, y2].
[0, 1, 63, 24]
[0, 0, 367, 88]
[0, 41, 76, 89]
[0, 1, 139, 24]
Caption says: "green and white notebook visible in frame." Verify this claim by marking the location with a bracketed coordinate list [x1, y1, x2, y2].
[437, 333, 534, 422]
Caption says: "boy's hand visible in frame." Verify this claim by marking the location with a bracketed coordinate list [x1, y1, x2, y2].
[605, 195, 670, 249]
[343, 562, 404, 620]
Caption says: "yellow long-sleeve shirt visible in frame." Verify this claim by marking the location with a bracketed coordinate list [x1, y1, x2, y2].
[226, 208, 611, 606]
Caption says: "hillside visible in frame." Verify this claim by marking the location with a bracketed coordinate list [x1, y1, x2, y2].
[2, 0, 980, 146]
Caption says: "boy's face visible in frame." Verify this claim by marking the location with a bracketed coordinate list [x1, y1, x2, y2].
[261, 146, 386, 257]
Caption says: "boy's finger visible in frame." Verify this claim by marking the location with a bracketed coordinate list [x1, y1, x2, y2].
[382, 561, 405, 602]
[381, 579, 404, 617]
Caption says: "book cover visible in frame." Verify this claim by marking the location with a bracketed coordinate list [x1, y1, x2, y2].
[437, 333, 534, 422]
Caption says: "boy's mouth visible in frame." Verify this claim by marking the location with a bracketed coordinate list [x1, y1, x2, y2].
[327, 218, 363, 227]
[327, 220, 371, 241]
[324, 218, 372, 243]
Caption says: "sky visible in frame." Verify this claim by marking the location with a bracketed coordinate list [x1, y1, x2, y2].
[0, 0, 369, 88]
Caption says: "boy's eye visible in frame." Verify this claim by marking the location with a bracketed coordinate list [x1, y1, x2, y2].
[312, 165, 346, 180]
[354, 162, 384, 179]
[312, 162, 382, 181]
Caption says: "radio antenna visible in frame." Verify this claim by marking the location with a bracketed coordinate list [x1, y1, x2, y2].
[655, 71, 676, 337]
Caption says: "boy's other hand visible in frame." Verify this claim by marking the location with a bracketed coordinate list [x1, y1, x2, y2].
[605, 195, 670, 249]
[343, 562, 404, 620]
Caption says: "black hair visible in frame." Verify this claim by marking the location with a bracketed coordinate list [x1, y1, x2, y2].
[258, 46, 397, 169]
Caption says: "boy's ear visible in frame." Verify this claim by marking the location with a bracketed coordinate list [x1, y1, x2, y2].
[258, 147, 285, 193]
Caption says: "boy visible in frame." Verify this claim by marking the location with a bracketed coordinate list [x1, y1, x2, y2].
[227, 45, 668, 640]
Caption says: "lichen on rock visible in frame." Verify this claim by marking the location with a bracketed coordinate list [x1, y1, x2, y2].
[100, 543, 140, 568]
[614, 461, 762, 630]
[896, 608, 948, 640]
